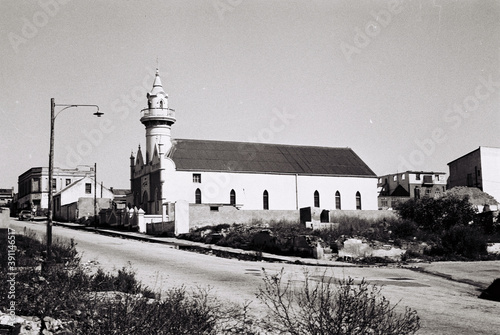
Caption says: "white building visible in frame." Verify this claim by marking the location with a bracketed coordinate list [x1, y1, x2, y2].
[448, 146, 500, 202]
[53, 175, 114, 221]
[130, 70, 378, 215]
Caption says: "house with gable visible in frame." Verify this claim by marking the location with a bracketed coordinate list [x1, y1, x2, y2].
[53, 175, 114, 222]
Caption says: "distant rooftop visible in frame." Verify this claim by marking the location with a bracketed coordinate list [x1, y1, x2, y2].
[378, 171, 446, 177]
[111, 189, 130, 196]
[447, 146, 500, 165]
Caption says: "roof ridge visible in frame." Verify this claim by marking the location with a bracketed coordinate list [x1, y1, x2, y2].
[174, 138, 353, 151]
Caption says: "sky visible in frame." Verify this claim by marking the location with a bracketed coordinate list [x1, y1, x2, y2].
[1, 0, 499, 191]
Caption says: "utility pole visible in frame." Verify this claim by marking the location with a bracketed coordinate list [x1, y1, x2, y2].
[47, 98, 102, 263]
[94, 162, 97, 230]
[47, 98, 55, 262]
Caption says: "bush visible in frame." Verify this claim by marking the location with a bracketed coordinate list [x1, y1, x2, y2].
[257, 269, 420, 335]
[89, 266, 156, 298]
[440, 225, 488, 259]
[217, 226, 255, 250]
[389, 219, 418, 239]
[0, 232, 258, 335]
[396, 195, 477, 233]
[329, 214, 375, 235]
[71, 287, 229, 334]
[13, 229, 79, 266]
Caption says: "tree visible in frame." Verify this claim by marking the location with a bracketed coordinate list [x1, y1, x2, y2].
[396, 195, 476, 232]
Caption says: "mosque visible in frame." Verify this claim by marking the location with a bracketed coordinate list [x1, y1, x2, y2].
[129, 70, 378, 215]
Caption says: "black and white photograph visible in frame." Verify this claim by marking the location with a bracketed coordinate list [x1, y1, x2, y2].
[1, 1, 499, 334]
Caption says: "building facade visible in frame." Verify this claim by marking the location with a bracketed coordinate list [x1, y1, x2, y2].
[448, 146, 500, 202]
[17, 166, 95, 213]
[130, 70, 378, 214]
[0, 188, 14, 207]
[377, 171, 447, 209]
[53, 175, 114, 221]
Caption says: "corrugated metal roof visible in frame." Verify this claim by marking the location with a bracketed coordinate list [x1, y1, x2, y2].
[112, 189, 130, 196]
[168, 139, 376, 177]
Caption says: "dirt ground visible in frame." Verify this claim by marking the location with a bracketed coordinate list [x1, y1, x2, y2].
[8, 220, 500, 335]
[414, 260, 500, 287]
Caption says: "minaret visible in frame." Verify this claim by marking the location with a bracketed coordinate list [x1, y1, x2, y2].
[140, 69, 176, 162]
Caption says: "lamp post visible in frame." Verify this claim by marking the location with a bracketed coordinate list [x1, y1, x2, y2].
[47, 98, 102, 262]
[94, 162, 97, 230]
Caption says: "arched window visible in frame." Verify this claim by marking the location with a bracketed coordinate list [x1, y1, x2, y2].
[195, 188, 202, 204]
[356, 191, 362, 210]
[335, 191, 341, 210]
[314, 190, 320, 208]
[263, 190, 269, 210]
[230, 189, 236, 206]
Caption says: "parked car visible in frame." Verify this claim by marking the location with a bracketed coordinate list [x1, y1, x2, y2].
[18, 210, 33, 221]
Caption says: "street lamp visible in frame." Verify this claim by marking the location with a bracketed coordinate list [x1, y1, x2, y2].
[94, 162, 97, 230]
[47, 98, 102, 262]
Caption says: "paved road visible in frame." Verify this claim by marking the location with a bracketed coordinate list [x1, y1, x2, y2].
[6, 219, 500, 335]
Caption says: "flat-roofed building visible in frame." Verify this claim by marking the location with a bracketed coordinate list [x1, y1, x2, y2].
[17, 166, 94, 213]
[448, 146, 500, 202]
[377, 171, 447, 209]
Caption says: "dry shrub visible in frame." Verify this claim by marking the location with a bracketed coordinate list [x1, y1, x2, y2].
[257, 269, 420, 335]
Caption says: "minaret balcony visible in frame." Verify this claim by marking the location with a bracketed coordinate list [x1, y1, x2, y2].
[140, 108, 176, 122]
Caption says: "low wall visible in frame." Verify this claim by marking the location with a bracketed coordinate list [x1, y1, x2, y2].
[77, 198, 112, 219]
[329, 209, 397, 222]
[147, 220, 174, 235]
[0, 207, 10, 228]
[189, 206, 396, 229]
[189, 204, 299, 228]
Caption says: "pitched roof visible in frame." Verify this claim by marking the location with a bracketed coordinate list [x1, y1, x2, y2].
[111, 189, 130, 196]
[54, 176, 89, 196]
[168, 139, 376, 177]
[54, 175, 111, 196]
[390, 185, 410, 197]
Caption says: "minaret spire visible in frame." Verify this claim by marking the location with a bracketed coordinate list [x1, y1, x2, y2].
[140, 68, 176, 162]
